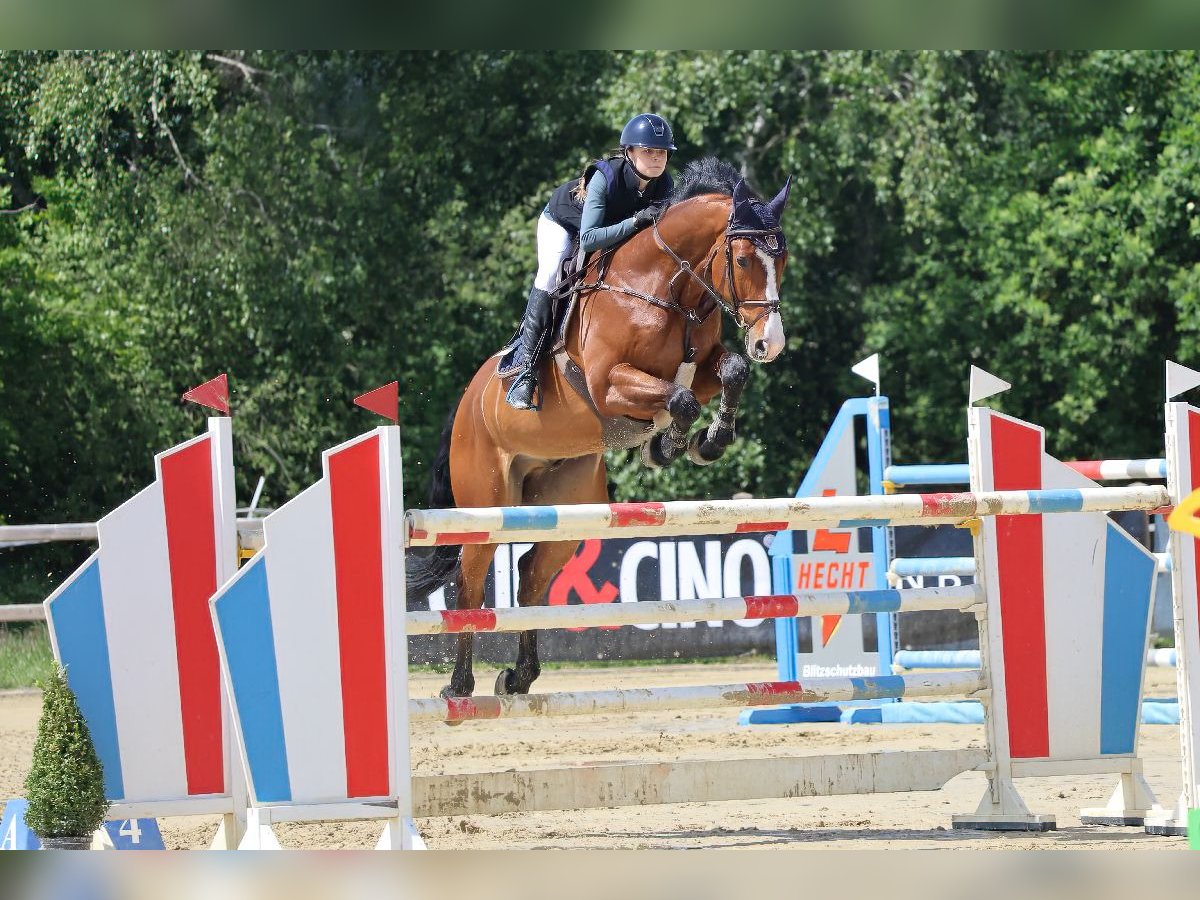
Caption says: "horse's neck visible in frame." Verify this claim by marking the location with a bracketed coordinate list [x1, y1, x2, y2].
[656, 202, 728, 309]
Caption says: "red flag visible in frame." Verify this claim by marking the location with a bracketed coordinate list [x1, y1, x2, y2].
[182, 374, 230, 415]
[354, 381, 398, 423]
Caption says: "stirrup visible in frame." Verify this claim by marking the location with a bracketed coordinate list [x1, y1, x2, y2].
[505, 370, 542, 411]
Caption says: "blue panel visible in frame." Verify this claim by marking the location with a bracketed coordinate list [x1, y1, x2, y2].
[884, 464, 969, 486]
[1099, 523, 1156, 755]
[850, 675, 908, 700]
[1025, 489, 1084, 514]
[100, 818, 164, 849]
[1141, 699, 1180, 725]
[775, 399, 862, 682]
[213, 558, 292, 802]
[845, 590, 902, 614]
[48, 559, 124, 800]
[0, 799, 41, 850]
[738, 704, 844, 725]
[500, 506, 558, 530]
[791, 400, 863, 501]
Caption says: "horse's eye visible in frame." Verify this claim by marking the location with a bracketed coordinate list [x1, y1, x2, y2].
[736, 256, 750, 269]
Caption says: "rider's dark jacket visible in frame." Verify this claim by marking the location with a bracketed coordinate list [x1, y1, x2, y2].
[545, 156, 674, 253]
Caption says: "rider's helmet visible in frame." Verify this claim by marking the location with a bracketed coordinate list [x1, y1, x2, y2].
[619, 113, 677, 152]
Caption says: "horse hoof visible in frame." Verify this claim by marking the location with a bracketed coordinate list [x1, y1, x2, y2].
[641, 436, 679, 470]
[686, 432, 718, 466]
[495, 669, 515, 696]
[639, 440, 662, 470]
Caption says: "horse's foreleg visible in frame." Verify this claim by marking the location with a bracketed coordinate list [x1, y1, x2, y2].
[498, 456, 607, 696]
[688, 351, 750, 466]
[600, 363, 700, 469]
[504, 630, 541, 697]
[499, 538, 581, 695]
[645, 384, 703, 469]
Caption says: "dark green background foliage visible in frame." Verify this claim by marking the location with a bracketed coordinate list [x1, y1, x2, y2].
[23, 664, 108, 838]
[2, 51, 1199, 599]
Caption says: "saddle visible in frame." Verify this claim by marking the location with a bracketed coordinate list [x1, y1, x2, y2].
[494, 243, 694, 451]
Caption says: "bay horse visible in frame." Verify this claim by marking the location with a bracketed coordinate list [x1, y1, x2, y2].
[408, 158, 793, 701]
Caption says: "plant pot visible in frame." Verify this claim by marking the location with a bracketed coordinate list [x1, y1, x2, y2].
[39, 834, 93, 850]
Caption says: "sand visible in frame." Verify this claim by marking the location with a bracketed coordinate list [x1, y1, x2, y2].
[0, 662, 1188, 850]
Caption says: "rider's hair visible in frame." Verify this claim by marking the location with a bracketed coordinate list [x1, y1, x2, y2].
[570, 147, 628, 202]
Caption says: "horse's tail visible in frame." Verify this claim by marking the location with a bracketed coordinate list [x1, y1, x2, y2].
[405, 397, 463, 599]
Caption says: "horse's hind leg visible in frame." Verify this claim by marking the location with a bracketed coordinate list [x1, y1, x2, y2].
[440, 543, 496, 700]
[496, 454, 608, 696]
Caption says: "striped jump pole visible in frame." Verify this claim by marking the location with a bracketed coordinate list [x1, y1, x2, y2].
[409, 670, 984, 724]
[405, 485, 1170, 547]
[894, 649, 1179, 671]
[891, 557, 976, 579]
[1, 519, 266, 553]
[888, 553, 1170, 582]
[407, 584, 981, 635]
[884, 458, 1167, 488]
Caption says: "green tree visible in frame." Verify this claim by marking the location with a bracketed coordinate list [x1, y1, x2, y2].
[23, 664, 109, 841]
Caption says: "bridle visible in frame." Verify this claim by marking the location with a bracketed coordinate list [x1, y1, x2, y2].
[653, 216, 783, 332]
[573, 207, 784, 361]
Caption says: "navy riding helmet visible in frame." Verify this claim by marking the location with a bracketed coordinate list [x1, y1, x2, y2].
[620, 113, 677, 152]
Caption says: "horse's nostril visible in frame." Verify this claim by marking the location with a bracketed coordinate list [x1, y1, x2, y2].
[755, 340, 769, 356]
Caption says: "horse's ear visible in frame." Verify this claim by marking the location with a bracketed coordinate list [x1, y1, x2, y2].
[767, 175, 793, 221]
[732, 178, 753, 208]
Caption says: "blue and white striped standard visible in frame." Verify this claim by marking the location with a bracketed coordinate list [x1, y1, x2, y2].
[404, 485, 1172, 547]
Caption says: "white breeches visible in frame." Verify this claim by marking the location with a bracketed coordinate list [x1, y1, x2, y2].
[533, 213, 574, 291]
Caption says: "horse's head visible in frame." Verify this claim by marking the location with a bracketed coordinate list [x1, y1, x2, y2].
[721, 177, 792, 363]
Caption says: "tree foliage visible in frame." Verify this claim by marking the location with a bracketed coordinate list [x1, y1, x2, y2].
[23, 664, 109, 839]
[3, 51, 1200, 596]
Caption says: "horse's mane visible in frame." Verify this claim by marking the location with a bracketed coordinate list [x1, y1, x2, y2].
[669, 157, 743, 204]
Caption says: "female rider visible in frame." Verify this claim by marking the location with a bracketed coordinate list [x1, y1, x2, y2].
[506, 113, 677, 410]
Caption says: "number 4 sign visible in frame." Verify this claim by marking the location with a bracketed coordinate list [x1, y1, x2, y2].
[1, 801, 164, 851]
[95, 817, 165, 850]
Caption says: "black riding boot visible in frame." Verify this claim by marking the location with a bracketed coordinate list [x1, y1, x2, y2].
[506, 286, 555, 411]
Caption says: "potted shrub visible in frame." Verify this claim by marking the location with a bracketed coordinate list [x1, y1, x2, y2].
[23, 664, 109, 849]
